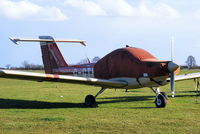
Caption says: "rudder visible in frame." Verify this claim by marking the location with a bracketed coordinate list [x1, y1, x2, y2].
[39, 36, 68, 74]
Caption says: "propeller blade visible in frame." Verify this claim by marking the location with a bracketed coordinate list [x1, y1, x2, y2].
[167, 61, 178, 97]
[170, 72, 175, 97]
[170, 36, 176, 97]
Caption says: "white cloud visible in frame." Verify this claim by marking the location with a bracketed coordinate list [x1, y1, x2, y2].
[64, 0, 180, 18]
[150, 3, 180, 18]
[0, 0, 68, 21]
[97, 0, 136, 16]
[64, 0, 106, 16]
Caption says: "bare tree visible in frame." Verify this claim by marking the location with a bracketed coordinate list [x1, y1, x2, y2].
[92, 56, 101, 63]
[186, 55, 196, 69]
[5, 64, 11, 69]
[78, 58, 90, 64]
[22, 61, 30, 69]
[21, 61, 43, 70]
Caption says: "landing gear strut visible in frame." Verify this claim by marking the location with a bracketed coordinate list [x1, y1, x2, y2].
[151, 87, 168, 108]
[194, 78, 200, 93]
[194, 78, 200, 103]
[84, 87, 107, 107]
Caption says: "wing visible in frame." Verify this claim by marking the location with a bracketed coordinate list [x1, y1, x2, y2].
[167, 72, 200, 82]
[0, 70, 127, 88]
[175, 73, 200, 81]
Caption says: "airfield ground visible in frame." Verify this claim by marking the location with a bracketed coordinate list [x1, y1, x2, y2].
[0, 69, 200, 134]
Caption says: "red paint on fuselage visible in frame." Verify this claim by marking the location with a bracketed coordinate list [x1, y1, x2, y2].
[94, 47, 170, 79]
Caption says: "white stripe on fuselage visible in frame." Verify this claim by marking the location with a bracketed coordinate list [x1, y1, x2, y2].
[53, 67, 94, 78]
[110, 76, 168, 89]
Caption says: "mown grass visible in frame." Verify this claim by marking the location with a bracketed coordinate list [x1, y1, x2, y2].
[0, 69, 200, 134]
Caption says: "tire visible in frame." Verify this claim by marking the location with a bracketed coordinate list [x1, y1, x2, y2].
[155, 94, 167, 108]
[84, 95, 97, 107]
[160, 92, 168, 100]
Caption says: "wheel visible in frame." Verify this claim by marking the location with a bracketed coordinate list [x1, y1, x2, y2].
[155, 94, 167, 108]
[84, 95, 97, 107]
[160, 92, 168, 100]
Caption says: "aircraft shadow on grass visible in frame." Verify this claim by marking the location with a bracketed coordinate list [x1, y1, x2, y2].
[173, 91, 200, 98]
[98, 95, 154, 104]
[0, 94, 197, 109]
[0, 95, 154, 109]
[0, 99, 83, 109]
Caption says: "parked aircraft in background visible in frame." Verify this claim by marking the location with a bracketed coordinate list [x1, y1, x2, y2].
[0, 36, 200, 108]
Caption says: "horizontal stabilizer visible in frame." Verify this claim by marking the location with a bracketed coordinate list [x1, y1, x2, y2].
[9, 37, 87, 46]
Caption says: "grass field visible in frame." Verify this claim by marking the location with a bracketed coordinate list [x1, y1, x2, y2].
[0, 69, 200, 134]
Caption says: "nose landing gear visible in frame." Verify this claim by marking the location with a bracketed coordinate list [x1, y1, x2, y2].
[151, 87, 168, 108]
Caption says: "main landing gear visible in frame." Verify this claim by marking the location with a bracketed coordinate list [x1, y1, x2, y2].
[84, 87, 107, 107]
[151, 87, 168, 108]
[84, 87, 169, 108]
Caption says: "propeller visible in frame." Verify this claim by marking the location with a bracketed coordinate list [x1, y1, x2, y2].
[168, 61, 178, 97]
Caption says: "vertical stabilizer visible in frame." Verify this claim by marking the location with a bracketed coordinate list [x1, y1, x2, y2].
[39, 36, 68, 74]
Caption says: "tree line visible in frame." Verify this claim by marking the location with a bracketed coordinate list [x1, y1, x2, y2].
[5, 61, 44, 70]
[4, 56, 101, 70]
[3, 55, 199, 70]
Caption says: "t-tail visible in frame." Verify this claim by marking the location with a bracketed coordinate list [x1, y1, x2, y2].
[9, 36, 86, 74]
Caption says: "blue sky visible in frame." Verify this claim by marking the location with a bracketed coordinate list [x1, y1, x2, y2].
[0, 0, 200, 67]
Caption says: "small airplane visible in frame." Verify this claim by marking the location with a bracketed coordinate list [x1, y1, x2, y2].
[0, 36, 200, 108]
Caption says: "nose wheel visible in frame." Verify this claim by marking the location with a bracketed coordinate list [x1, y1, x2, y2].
[155, 94, 167, 108]
[151, 87, 168, 108]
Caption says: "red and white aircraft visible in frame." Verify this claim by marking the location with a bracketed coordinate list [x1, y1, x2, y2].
[0, 36, 200, 108]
